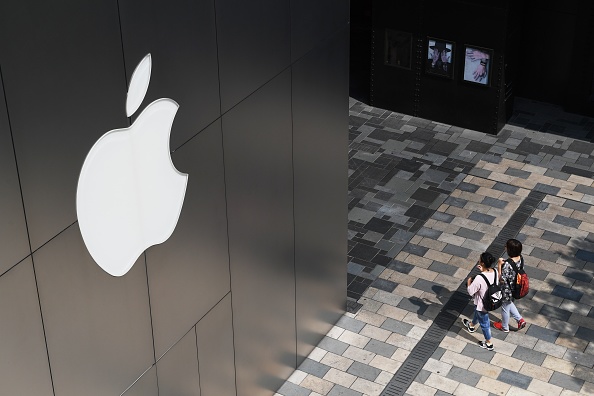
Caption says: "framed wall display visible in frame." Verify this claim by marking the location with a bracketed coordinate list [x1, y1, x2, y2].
[463, 45, 493, 85]
[426, 37, 454, 79]
[384, 29, 412, 69]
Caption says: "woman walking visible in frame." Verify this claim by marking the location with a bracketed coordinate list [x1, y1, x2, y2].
[462, 252, 498, 351]
[493, 239, 527, 332]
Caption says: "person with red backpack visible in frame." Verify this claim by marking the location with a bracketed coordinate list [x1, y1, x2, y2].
[462, 251, 499, 351]
[493, 239, 527, 332]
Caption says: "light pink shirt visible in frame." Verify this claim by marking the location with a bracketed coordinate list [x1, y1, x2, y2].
[467, 269, 497, 312]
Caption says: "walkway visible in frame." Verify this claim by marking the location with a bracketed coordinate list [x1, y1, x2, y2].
[276, 97, 594, 396]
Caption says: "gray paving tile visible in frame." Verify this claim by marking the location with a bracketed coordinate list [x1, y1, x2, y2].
[492, 182, 519, 194]
[299, 359, 331, 378]
[497, 368, 532, 389]
[456, 227, 485, 241]
[534, 183, 561, 195]
[482, 196, 508, 209]
[364, 339, 398, 358]
[530, 247, 560, 263]
[563, 268, 593, 283]
[413, 279, 451, 296]
[576, 249, 594, 263]
[468, 212, 496, 225]
[505, 168, 531, 178]
[416, 227, 443, 240]
[336, 316, 366, 333]
[327, 385, 363, 396]
[511, 346, 547, 365]
[427, 261, 459, 277]
[564, 349, 594, 368]
[414, 369, 431, 384]
[575, 184, 594, 196]
[402, 243, 429, 256]
[317, 337, 350, 355]
[549, 371, 585, 392]
[397, 297, 428, 315]
[524, 265, 549, 281]
[387, 260, 415, 274]
[552, 285, 584, 302]
[442, 244, 472, 258]
[432, 211, 455, 223]
[525, 324, 560, 343]
[277, 381, 311, 396]
[539, 304, 572, 322]
[444, 196, 468, 208]
[371, 278, 397, 292]
[431, 347, 446, 361]
[347, 361, 381, 382]
[553, 215, 582, 228]
[563, 200, 591, 212]
[458, 182, 480, 193]
[575, 326, 594, 343]
[348, 262, 365, 276]
[541, 230, 571, 245]
[446, 366, 481, 387]
[460, 344, 493, 363]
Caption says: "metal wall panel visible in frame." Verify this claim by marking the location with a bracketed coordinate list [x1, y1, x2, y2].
[223, 70, 296, 396]
[0, 72, 30, 273]
[147, 120, 230, 358]
[157, 328, 201, 396]
[196, 294, 235, 396]
[0, 259, 53, 395]
[122, 367, 158, 396]
[292, 28, 349, 363]
[215, 0, 291, 113]
[290, 0, 350, 62]
[119, 0, 221, 150]
[34, 224, 155, 396]
[0, 0, 127, 250]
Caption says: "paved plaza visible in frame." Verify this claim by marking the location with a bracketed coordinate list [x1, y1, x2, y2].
[276, 97, 594, 396]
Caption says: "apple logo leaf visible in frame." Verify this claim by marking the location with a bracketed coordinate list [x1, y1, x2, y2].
[126, 53, 152, 117]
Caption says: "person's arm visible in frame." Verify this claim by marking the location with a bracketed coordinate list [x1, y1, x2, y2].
[498, 258, 504, 281]
[467, 276, 482, 296]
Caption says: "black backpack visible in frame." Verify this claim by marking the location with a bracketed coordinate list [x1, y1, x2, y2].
[507, 257, 529, 299]
[479, 269, 503, 311]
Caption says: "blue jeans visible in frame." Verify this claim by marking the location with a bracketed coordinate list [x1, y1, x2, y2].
[473, 308, 492, 341]
[501, 300, 522, 330]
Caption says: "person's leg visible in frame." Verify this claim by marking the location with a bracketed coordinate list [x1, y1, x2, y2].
[476, 310, 492, 343]
[508, 301, 522, 322]
[472, 309, 479, 327]
[500, 301, 511, 330]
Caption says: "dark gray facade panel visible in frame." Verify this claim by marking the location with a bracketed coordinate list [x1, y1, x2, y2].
[0, 0, 127, 250]
[0, 74, 30, 273]
[122, 367, 158, 396]
[223, 70, 296, 396]
[156, 328, 201, 396]
[290, 0, 350, 62]
[196, 294, 236, 396]
[34, 225, 155, 396]
[147, 120, 231, 358]
[119, 0, 221, 150]
[292, 28, 349, 362]
[215, 0, 291, 113]
[0, 259, 53, 395]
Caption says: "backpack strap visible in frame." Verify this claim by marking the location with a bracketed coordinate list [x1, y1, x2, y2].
[506, 257, 522, 273]
[479, 269, 498, 286]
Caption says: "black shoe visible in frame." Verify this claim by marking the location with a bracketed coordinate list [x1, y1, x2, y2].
[478, 341, 494, 351]
[462, 319, 476, 333]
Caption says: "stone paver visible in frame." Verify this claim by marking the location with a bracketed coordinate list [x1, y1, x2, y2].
[277, 98, 594, 396]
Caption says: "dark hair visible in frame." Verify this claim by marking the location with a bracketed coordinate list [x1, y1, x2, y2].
[480, 252, 496, 268]
[506, 239, 523, 257]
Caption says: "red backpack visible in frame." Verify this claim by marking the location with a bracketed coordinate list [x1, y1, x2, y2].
[507, 257, 529, 299]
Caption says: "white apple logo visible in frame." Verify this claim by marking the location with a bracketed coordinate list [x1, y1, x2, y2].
[76, 53, 188, 276]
